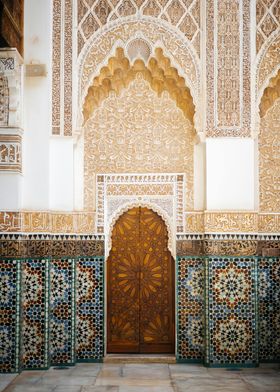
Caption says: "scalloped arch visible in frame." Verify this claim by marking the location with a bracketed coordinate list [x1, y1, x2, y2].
[83, 47, 195, 125]
[77, 18, 200, 130]
[259, 68, 280, 118]
[106, 201, 175, 259]
[256, 30, 280, 100]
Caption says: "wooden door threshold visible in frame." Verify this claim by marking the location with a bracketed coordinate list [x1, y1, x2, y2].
[104, 354, 176, 364]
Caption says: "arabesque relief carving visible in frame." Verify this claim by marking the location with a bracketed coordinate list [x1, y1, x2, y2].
[258, 214, 280, 233]
[0, 135, 22, 172]
[204, 240, 258, 256]
[256, 0, 280, 55]
[204, 212, 258, 233]
[84, 75, 194, 211]
[206, 0, 251, 137]
[259, 98, 280, 213]
[0, 211, 95, 233]
[0, 76, 9, 126]
[1, 211, 279, 235]
[83, 47, 195, 125]
[77, 0, 201, 57]
[257, 33, 280, 93]
[259, 69, 280, 118]
[79, 21, 200, 106]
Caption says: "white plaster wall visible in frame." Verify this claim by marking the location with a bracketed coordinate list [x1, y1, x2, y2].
[22, 0, 52, 210]
[0, 174, 23, 210]
[194, 142, 206, 210]
[73, 136, 84, 210]
[206, 138, 255, 210]
[50, 138, 74, 211]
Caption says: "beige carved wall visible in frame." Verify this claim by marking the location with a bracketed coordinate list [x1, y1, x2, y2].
[256, 0, 280, 105]
[78, 20, 200, 109]
[83, 47, 195, 125]
[256, 0, 280, 56]
[84, 74, 194, 211]
[0, 76, 9, 126]
[77, 0, 201, 57]
[206, 0, 251, 137]
[259, 97, 280, 213]
[259, 69, 280, 118]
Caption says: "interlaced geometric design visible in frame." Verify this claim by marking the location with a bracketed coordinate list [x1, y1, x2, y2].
[78, 0, 201, 56]
[256, 0, 280, 54]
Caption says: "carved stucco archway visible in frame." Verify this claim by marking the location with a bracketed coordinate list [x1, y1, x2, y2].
[259, 68, 280, 119]
[252, 30, 280, 136]
[82, 47, 196, 127]
[258, 61, 280, 214]
[76, 18, 201, 136]
[256, 31, 280, 114]
[106, 201, 175, 259]
[74, 18, 199, 212]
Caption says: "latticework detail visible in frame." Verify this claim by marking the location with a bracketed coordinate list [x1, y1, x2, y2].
[256, 0, 280, 55]
[77, 0, 200, 56]
[83, 47, 195, 124]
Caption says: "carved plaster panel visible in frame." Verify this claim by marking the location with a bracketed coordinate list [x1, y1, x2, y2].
[0, 211, 22, 232]
[0, 76, 9, 126]
[0, 49, 23, 128]
[0, 134, 21, 172]
[257, 32, 280, 101]
[53, 1, 201, 136]
[84, 75, 194, 211]
[185, 212, 204, 233]
[204, 240, 258, 256]
[206, 0, 251, 137]
[95, 173, 185, 242]
[52, 0, 73, 136]
[259, 69, 280, 118]
[204, 212, 259, 233]
[78, 20, 200, 113]
[259, 98, 280, 213]
[52, 0, 61, 135]
[0, 211, 279, 235]
[77, 0, 201, 57]
[0, 211, 95, 234]
[256, 0, 280, 56]
[83, 47, 195, 125]
[258, 213, 280, 233]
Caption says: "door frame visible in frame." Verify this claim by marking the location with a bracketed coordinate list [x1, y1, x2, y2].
[104, 202, 177, 357]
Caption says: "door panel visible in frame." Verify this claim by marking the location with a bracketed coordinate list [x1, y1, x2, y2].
[107, 208, 140, 352]
[107, 207, 174, 354]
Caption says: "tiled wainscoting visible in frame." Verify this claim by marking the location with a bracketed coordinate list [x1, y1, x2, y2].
[0, 235, 280, 373]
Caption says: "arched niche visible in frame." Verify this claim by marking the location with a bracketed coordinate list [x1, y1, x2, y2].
[258, 69, 280, 213]
[256, 31, 280, 109]
[259, 68, 280, 119]
[83, 74, 195, 211]
[82, 47, 196, 126]
[106, 201, 175, 258]
[76, 18, 201, 135]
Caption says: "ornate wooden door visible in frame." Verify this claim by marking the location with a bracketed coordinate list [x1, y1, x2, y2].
[107, 207, 175, 353]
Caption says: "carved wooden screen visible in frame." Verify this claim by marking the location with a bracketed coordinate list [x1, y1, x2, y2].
[107, 207, 175, 353]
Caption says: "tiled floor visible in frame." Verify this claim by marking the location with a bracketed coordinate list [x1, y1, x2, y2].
[0, 363, 279, 392]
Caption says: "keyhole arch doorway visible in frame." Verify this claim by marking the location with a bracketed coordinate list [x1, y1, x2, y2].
[106, 206, 175, 354]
